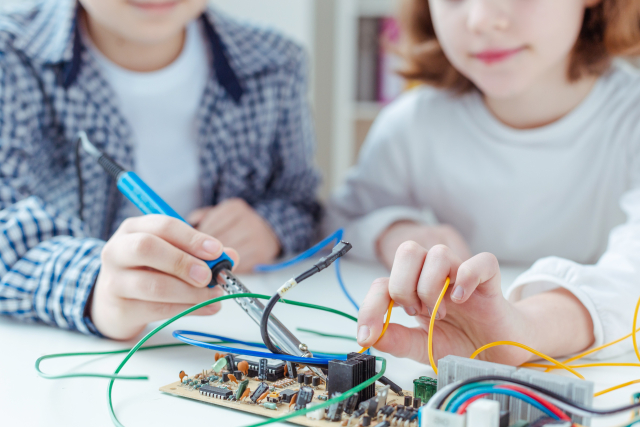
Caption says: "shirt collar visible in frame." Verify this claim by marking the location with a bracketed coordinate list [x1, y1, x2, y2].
[14, 0, 244, 103]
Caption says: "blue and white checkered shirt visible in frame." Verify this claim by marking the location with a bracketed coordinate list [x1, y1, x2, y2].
[0, 0, 321, 335]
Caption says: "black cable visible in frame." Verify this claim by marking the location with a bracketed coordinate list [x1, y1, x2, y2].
[259, 242, 352, 357]
[75, 135, 84, 221]
[378, 375, 404, 396]
[434, 375, 640, 416]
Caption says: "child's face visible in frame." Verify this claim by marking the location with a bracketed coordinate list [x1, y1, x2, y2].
[428, 0, 597, 99]
[79, 0, 208, 45]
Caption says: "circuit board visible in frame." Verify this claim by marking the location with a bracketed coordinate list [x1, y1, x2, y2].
[160, 366, 416, 426]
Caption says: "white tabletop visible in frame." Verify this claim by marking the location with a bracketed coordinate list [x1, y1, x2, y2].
[1, 259, 638, 427]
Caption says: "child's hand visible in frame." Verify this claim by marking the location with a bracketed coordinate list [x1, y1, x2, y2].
[188, 198, 280, 273]
[91, 216, 239, 340]
[376, 222, 471, 269]
[357, 242, 593, 367]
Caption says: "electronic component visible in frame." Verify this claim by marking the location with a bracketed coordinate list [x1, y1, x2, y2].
[306, 403, 325, 420]
[222, 373, 229, 383]
[359, 397, 380, 418]
[376, 384, 390, 413]
[362, 415, 371, 426]
[529, 418, 571, 427]
[263, 402, 277, 410]
[286, 361, 297, 379]
[258, 358, 268, 381]
[298, 373, 305, 384]
[238, 361, 249, 377]
[294, 386, 315, 411]
[413, 397, 422, 409]
[511, 368, 593, 426]
[233, 370, 243, 380]
[200, 385, 233, 399]
[279, 389, 298, 404]
[374, 422, 390, 427]
[235, 379, 249, 401]
[328, 353, 376, 406]
[327, 393, 345, 421]
[467, 399, 500, 427]
[250, 382, 270, 403]
[420, 407, 466, 427]
[233, 358, 285, 381]
[179, 371, 187, 382]
[437, 356, 594, 426]
[304, 374, 313, 386]
[413, 376, 438, 404]
[212, 357, 227, 374]
[345, 393, 359, 415]
[404, 395, 413, 407]
[225, 354, 236, 373]
[266, 391, 280, 403]
[500, 411, 510, 427]
[312, 376, 321, 387]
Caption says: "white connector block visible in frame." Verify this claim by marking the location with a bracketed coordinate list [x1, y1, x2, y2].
[420, 408, 466, 427]
[466, 399, 500, 427]
[306, 403, 325, 420]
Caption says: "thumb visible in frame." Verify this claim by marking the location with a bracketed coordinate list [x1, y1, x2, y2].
[372, 323, 430, 364]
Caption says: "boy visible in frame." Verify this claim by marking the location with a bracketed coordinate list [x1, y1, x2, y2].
[0, 0, 320, 340]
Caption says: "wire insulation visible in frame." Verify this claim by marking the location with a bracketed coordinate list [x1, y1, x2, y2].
[429, 277, 450, 374]
[359, 299, 394, 353]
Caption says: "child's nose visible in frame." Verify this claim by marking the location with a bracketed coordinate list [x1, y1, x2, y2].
[466, 0, 511, 34]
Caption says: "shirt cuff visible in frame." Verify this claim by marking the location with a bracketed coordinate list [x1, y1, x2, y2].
[253, 199, 319, 255]
[505, 257, 606, 358]
[342, 206, 438, 262]
[73, 249, 105, 337]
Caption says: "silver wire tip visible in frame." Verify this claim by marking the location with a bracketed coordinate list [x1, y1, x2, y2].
[77, 131, 102, 159]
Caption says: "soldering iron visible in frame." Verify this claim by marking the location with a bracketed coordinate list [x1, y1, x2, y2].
[77, 131, 333, 378]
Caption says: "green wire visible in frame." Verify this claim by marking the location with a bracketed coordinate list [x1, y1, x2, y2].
[443, 382, 499, 411]
[296, 327, 358, 342]
[36, 341, 236, 381]
[99, 293, 370, 427]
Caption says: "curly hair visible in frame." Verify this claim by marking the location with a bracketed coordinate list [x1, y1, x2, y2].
[398, 0, 640, 92]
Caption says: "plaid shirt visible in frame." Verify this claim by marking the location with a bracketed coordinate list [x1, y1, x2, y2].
[0, 0, 321, 335]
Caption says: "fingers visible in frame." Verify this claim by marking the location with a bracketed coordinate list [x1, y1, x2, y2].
[357, 277, 392, 347]
[450, 252, 502, 304]
[119, 216, 224, 261]
[416, 245, 463, 319]
[196, 199, 246, 238]
[114, 269, 224, 304]
[108, 232, 213, 288]
[372, 323, 430, 363]
[388, 241, 427, 316]
[187, 207, 211, 226]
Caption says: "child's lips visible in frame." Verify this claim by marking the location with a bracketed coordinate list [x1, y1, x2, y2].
[472, 47, 525, 64]
[128, 1, 181, 13]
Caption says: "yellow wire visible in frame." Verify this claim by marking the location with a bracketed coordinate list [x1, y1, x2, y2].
[428, 277, 451, 375]
[634, 296, 640, 363]
[358, 299, 394, 354]
[523, 362, 640, 369]
[470, 341, 585, 380]
[593, 379, 640, 397]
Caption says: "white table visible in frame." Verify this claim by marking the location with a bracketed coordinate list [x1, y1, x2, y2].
[1, 260, 638, 427]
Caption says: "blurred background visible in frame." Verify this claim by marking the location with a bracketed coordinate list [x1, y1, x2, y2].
[2, 0, 638, 199]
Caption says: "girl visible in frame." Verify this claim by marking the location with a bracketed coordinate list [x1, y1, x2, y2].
[326, 0, 640, 365]
[0, 0, 320, 340]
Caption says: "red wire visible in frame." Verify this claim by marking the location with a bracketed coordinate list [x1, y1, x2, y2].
[456, 385, 570, 421]
[457, 394, 489, 414]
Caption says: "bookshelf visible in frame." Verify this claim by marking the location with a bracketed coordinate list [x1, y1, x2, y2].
[316, 0, 400, 197]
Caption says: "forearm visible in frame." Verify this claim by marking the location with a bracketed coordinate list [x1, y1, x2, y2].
[515, 288, 594, 361]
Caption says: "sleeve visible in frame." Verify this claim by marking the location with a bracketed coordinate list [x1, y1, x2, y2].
[322, 96, 437, 262]
[506, 187, 640, 359]
[252, 49, 322, 255]
[0, 46, 105, 336]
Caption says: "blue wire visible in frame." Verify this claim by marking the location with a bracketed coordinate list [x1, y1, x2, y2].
[254, 230, 344, 273]
[448, 386, 561, 420]
[253, 229, 361, 312]
[172, 330, 348, 364]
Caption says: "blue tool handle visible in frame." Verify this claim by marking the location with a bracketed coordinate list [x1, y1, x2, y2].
[117, 172, 235, 278]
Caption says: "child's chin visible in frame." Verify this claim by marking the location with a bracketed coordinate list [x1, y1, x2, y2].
[474, 77, 532, 101]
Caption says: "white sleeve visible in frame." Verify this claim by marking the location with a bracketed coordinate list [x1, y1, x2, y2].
[506, 188, 640, 359]
[323, 97, 437, 262]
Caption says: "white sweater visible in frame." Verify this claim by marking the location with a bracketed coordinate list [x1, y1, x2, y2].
[325, 62, 640, 358]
